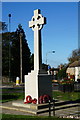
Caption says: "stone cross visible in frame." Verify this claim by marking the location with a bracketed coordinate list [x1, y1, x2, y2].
[29, 9, 46, 73]
[24, 9, 52, 104]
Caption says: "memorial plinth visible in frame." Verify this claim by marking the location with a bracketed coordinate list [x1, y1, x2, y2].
[24, 71, 52, 103]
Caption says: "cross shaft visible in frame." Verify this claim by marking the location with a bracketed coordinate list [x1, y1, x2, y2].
[29, 9, 46, 72]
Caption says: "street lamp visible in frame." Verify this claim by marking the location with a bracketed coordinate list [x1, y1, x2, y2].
[46, 51, 55, 65]
[8, 14, 11, 81]
[20, 33, 23, 84]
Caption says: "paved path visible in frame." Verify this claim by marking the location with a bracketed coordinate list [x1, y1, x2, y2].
[0, 85, 13, 89]
[55, 106, 80, 118]
[0, 84, 24, 89]
[1, 101, 35, 116]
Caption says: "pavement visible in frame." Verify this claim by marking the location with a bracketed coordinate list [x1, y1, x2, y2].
[0, 84, 24, 89]
[0, 85, 13, 89]
[1, 101, 34, 116]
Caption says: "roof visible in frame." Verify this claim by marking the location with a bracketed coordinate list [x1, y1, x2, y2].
[69, 60, 80, 67]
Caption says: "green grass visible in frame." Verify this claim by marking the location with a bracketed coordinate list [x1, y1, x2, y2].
[2, 93, 24, 103]
[1, 88, 80, 103]
[1, 114, 79, 120]
[52, 91, 80, 101]
[1, 88, 24, 103]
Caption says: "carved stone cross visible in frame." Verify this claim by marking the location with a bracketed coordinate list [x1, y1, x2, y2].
[24, 9, 52, 104]
[29, 9, 46, 72]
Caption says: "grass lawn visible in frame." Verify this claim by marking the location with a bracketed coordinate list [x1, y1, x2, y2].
[52, 91, 80, 101]
[1, 87, 24, 103]
[1, 87, 80, 102]
[2, 114, 79, 120]
[2, 93, 24, 103]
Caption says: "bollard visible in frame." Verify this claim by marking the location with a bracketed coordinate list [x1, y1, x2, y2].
[16, 77, 20, 85]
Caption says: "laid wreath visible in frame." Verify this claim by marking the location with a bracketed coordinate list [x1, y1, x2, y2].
[38, 95, 43, 104]
[38, 94, 51, 104]
[24, 95, 37, 104]
[43, 94, 50, 103]
[32, 98, 37, 104]
[26, 95, 32, 103]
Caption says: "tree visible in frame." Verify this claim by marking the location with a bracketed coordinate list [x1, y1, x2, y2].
[2, 24, 31, 82]
[0, 21, 7, 32]
[2, 32, 10, 76]
[30, 53, 34, 70]
[68, 49, 80, 64]
[57, 64, 68, 80]
[57, 68, 67, 80]
[12, 24, 31, 79]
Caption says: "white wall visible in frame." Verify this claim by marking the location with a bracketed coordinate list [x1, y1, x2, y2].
[75, 67, 80, 81]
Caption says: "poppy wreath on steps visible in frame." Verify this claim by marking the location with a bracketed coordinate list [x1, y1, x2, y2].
[43, 95, 50, 103]
[32, 98, 37, 104]
[26, 95, 32, 103]
[24, 95, 37, 104]
[38, 95, 43, 104]
[38, 95, 51, 104]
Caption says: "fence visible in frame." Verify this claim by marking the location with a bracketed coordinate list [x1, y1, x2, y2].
[58, 84, 74, 92]
[52, 83, 80, 92]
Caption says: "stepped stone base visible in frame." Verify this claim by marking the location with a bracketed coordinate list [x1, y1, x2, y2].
[12, 100, 49, 115]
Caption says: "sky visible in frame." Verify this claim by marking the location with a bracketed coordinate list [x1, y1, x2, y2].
[2, 2, 78, 67]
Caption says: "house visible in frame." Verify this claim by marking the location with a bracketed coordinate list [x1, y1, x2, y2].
[66, 60, 80, 81]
